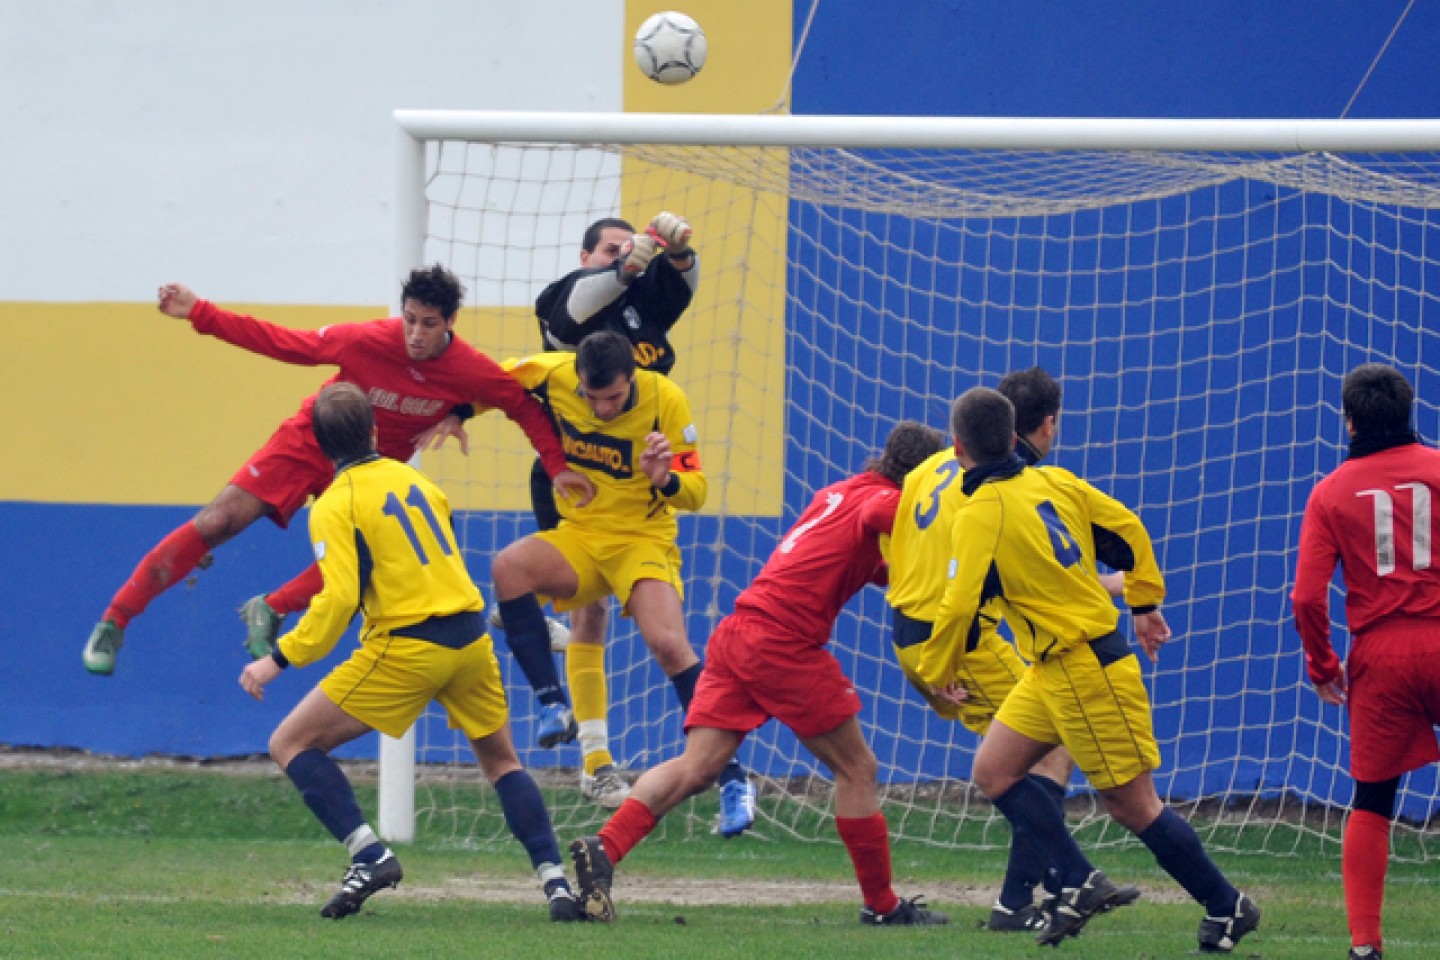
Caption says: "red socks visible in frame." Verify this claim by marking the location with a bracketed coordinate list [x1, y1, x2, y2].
[105, 521, 211, 627]
[598, 797, 659, 865]
[1343, 809, 1390, 951]
[265, 563, 325, 616]
[837, 812, 898, 916]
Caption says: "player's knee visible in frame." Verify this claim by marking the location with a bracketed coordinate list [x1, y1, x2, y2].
[490, 549, 526, 598]
[831, 750, 879, 789]
[645, 633, 696, 674]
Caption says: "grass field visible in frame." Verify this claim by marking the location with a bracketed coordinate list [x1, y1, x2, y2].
[2, 764, 1436, 959]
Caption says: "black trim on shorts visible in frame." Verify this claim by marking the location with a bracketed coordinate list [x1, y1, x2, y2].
[1088, 629, 1132, 667]
[391, 611, 486, 650]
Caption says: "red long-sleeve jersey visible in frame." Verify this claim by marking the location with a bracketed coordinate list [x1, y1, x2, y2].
[1292, 442, 1440, 684]
[188, 300, 568, 477]
[732, 472, 900, 648]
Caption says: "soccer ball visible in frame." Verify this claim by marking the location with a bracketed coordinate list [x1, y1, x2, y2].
[633, 11, 707, 85]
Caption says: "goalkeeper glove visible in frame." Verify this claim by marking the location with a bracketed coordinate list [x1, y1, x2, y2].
[649, 211, 693, 257]
[615, 232, 661, 282]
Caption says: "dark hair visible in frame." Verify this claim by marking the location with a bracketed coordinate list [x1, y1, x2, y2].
[1343, 363, 1414, 437]
[576, 331, 637, 388]
[583, 218, 636, 253]
[952, 387, 1016, 464]
[401, 263, 465, 319]
[865, 420, 947, 484]
[997, 366, 1061, 437]
[312, 382, 375, 464]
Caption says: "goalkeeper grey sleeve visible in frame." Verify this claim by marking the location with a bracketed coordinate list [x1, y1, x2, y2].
[564, 271, 628, 324]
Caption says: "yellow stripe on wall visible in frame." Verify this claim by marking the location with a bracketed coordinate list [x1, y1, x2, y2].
[621, 0, 792, 517]
[1, 300, 382, 505]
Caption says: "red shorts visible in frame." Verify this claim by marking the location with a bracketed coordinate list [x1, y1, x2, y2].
[1347, 620, 1440, 782]
[229, 420, 334, 529]
[685, 614, 862, 741]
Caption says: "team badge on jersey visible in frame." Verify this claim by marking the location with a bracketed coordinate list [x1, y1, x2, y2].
[683, 423, 698, 444]
[623, 305, 642, 330]
[314, 541, 327, 561]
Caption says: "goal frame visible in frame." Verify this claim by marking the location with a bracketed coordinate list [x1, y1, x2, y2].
[380, 109, 1440, 843]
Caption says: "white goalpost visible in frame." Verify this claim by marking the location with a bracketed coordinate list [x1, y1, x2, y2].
[381, 109, 1440, 858]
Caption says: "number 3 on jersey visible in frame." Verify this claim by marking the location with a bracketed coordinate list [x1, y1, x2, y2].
[914, 459, 962, 530]
[382, 484, 455, 565]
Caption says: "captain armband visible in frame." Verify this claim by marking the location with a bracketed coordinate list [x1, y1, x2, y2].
[670, 450, 701, 472]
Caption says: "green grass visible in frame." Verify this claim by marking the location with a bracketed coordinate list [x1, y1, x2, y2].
[2, 767, 1436, 959]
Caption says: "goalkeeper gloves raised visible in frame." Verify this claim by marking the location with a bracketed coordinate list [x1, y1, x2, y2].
[615, 232, 661, 282]
[649, 211, 693, 257]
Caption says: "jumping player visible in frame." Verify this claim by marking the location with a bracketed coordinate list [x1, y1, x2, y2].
[82, 266, 592, 675]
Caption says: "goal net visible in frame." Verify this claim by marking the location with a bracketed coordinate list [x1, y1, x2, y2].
[386, 111, 1440, 859]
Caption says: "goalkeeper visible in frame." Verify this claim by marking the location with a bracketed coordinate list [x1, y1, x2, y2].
[437, 213, 755, 825]
[884, 366, 1134, 933]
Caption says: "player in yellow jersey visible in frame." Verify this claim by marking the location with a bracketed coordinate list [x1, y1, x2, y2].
[915, 387, 1260, 953]
[238, 383, 586, 923]
[884, 368, 1134, 932]
[488, 331, 752, 832]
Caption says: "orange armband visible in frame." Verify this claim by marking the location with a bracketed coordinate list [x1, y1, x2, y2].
[671, 450, 702, 473]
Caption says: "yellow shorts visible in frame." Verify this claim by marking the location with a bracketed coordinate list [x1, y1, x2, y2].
[536, 523, 684, 615]
[895, 629, 1027, 735]
[993, 631, 1160, 790]
[320, 632, 508, 741]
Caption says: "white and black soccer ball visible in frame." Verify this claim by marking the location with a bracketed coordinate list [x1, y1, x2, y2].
[633, 11, 707, 85]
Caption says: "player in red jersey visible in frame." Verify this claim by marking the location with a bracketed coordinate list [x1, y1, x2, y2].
[1291, 363, 1440, 960]
[567, 421, 951, 926]
[82, 265, 594, 676]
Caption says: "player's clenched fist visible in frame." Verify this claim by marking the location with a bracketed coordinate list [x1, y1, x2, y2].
[616, 232, 661, 281]
[649, 211, 692, 257]
[639, 431, 674, 486]
[157, 282, 198, 318]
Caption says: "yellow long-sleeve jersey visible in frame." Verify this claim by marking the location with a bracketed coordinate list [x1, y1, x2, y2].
[505, 352, 707, 536]
[277, 456, 483, 668]
[917, 462, 1165, 686]
[884, 447, 964, 620]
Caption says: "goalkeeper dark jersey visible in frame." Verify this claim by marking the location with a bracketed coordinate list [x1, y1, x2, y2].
[534, 258, 694, 376]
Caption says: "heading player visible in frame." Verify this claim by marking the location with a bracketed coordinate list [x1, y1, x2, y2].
[568, 421, 950, 927]
[238, 382, 585, 922]
[486, 330, 750, 822]
[83, 266, 593, 676]
[1291, 362, 1440, 960]
[916, 387, 1259, 952]
[433, 213, 716, 814]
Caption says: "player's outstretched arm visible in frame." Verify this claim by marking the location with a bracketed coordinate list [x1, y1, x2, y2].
[157, 282, 198, 318]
